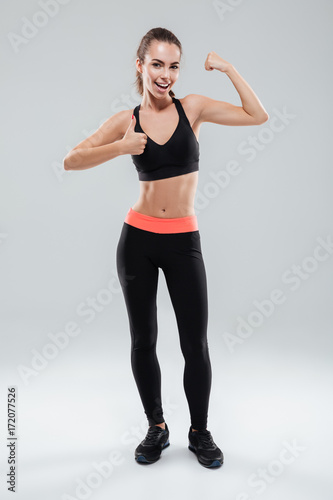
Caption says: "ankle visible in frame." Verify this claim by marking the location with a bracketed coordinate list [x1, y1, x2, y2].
[149, 422, 165, 430]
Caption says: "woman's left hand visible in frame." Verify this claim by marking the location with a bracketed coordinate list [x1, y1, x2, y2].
[204, 51, 231, 72]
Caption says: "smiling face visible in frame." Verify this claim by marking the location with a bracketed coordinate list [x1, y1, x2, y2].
[137, 40, 181, 98]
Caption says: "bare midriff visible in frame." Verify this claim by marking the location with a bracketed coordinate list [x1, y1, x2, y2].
[131, 171, 199, 219]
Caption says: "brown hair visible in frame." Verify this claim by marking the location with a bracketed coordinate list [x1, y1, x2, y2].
[134, 27, 182, 98]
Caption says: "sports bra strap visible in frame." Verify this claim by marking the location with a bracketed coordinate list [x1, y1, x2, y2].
[133, 97, 190, 132]
[173, 97, 187, 121]
[130, 96, 200, 181]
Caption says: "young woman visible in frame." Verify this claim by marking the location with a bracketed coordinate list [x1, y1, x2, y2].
[64, 27, 269, 468]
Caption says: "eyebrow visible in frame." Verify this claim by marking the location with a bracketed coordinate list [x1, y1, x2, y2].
[151, 58, 180, 65]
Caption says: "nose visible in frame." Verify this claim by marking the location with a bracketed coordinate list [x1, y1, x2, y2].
[161, 68, 170, 80]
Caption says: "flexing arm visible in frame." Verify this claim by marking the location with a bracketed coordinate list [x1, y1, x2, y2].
[63, 110, 147, 171]
[192, 51, 269, 127]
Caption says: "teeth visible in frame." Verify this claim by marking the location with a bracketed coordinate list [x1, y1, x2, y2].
[156, 83, 169, 88]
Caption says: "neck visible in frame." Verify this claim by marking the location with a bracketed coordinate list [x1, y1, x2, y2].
[140, 92, 174, 112]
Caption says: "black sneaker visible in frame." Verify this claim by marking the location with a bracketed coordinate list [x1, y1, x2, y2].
[188, 426, 224, 468]
[135, 423, 170, 464]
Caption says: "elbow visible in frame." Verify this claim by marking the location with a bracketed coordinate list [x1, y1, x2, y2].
[63, 158, 70, 171]
[63, 152, 72, 171]
[63, 150, 80, 171]
[257, 113, 269, 124]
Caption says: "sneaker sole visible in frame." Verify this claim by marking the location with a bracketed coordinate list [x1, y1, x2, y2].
[135, 439, 170, 464]
[188, 443, 223, 468]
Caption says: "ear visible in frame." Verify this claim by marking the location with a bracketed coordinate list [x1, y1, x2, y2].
[135, 58, 142, 74]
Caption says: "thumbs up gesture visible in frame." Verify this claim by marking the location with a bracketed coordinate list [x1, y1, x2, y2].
[121, 114, 147, 155]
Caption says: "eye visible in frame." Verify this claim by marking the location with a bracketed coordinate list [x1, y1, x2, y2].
[152, 63, 179, 69]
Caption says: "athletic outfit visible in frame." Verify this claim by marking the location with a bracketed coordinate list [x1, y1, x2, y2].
[131, 96, 200, 181]
[116, 96, 212, 432]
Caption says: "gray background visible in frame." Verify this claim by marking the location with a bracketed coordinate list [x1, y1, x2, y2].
[1, 0, 332, 498]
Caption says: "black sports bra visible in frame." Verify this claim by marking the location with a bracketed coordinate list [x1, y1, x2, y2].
[131, 97, 200, 181]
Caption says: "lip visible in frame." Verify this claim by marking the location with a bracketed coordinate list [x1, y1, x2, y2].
[155, 82, 170, 92]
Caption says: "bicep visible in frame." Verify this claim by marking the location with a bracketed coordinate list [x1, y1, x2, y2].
[195, 95, 259, 126]
[72, 110, 129, 150]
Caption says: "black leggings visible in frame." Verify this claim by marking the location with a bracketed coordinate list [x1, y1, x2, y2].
[116, 222, 212, 430]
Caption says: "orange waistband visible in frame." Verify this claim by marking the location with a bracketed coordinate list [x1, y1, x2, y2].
[124, 208, 198, 234]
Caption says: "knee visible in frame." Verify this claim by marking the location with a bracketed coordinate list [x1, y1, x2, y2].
[180, 337, 209, 359]
[132, 340, 157, 352]
[131, 327, 157, 352]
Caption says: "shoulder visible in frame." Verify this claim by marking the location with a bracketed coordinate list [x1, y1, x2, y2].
[101, 108, 132, 127]
[104, 107, 137, 137]
[178, 93, 204, 110]
[178, 94, 210, 124]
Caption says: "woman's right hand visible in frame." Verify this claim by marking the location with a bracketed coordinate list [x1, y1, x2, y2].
[121, 115, 147, 155]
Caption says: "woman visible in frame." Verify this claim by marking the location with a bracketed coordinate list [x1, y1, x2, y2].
[64, 27, 269, 468]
